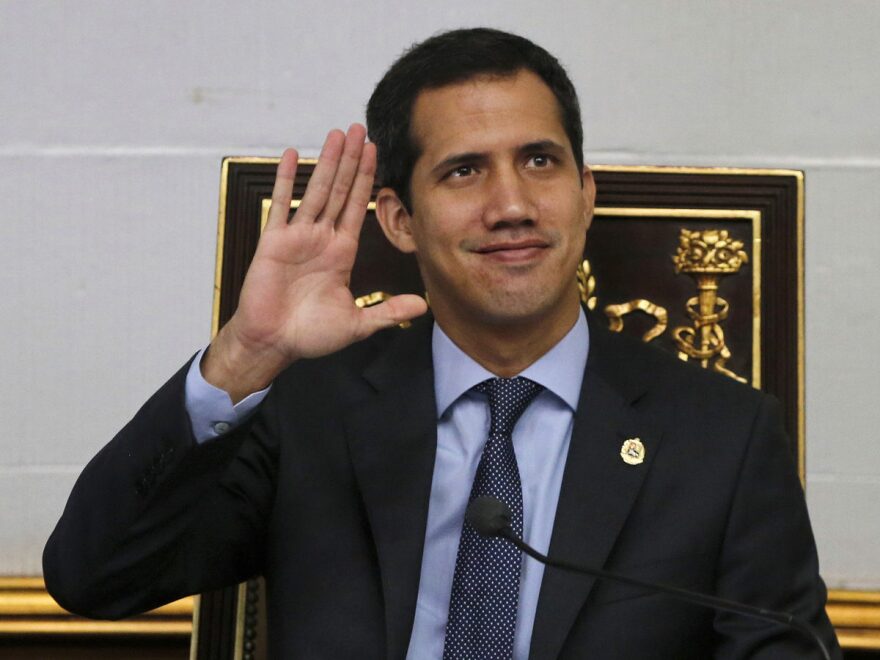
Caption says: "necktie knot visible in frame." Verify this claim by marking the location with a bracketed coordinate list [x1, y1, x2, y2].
[474, 377, 544, 437]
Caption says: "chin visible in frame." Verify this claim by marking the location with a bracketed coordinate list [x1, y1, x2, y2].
[468, 288, 573, 327]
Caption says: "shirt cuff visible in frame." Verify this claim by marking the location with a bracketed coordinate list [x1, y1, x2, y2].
[184, 346, 271, 444]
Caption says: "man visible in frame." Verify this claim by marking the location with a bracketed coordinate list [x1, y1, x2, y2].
[44, 28, 839, 658]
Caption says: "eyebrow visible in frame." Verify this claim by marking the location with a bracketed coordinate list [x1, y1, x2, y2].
[520, 139, 568, 155]
[429, 139, 570, 177]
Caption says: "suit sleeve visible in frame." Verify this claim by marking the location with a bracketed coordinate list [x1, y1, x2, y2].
[712, 395, 841, 659]
[43, 357, 279, 619]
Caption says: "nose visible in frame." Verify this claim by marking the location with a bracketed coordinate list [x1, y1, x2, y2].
[481, 166, 535, 229]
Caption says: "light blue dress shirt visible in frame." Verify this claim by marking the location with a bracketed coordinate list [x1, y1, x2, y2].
[185, 310, 589, 659]
[185, 347, 268, 441]
[406, 311, 588, 659]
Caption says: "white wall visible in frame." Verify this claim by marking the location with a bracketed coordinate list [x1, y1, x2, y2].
[1, 0, 878, 587]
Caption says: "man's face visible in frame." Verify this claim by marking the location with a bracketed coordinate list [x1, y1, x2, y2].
[380, 69, 594, 331]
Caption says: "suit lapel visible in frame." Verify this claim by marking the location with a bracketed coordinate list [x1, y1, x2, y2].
[529, 318, 665, 660]
[346, 319, 437, 660]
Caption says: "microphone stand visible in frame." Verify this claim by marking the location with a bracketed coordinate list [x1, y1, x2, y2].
[465, 494, 832, 660]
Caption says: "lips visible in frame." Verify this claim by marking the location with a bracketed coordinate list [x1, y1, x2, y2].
[475, 238, 548, 253]
[473, 238, 550, 263]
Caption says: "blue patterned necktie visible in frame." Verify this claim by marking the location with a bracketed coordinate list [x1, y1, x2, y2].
[443, 377, 545, 660]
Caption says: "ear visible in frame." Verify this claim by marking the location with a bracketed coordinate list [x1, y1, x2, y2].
[581, 165, 596, 233]
[375, 187, 418, 254]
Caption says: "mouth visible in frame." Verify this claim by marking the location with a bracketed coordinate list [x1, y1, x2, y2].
[473, 239, 550, 263]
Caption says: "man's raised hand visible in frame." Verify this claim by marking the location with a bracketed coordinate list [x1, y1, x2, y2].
[202, 124, 427, 402]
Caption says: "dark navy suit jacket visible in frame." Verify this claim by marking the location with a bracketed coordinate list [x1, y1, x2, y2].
[44, 313, 840, 658]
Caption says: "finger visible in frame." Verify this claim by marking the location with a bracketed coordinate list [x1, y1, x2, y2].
[337, 141, 377, 239]
[317, 124, 367, 224]
[265, 148, 299, 230]
[354, 294, 429, 340]
[295, 129, 346, 223]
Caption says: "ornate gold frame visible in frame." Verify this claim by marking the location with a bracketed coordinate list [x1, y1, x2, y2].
[828, 590, 880, 650]
[202, 161, 876, 652]
[0, 578, 192, 636]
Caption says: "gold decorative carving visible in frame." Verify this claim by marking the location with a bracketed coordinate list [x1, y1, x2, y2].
[0, 577, 191, 635]
[354, 290, 412, 328]
[671, 229, 748, 383]
[605, 300, 668, 342]
[579, 259, 667, 341]
[576, 260, 598, 310]
[354, 291, 390, 308]
[827, 590, 880, 649]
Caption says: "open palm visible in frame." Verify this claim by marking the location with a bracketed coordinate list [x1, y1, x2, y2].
[205, 125, 427, 401]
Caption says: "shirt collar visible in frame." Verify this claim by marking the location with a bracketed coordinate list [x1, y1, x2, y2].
[432, 308, 589, 417]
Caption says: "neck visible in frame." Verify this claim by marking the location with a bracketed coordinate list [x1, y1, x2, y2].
[433, 294, 581, 378]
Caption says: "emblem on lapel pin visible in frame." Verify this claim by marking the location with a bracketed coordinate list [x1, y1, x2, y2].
[620, 438, 645, 465]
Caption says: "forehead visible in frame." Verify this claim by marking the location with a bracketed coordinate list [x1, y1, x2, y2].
[409, 70, 568, 165]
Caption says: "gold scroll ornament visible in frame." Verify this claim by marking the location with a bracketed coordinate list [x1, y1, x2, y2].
[605, 299, 668, 343]
[671, 229, 748, 383]
[578, 260, 668, 343]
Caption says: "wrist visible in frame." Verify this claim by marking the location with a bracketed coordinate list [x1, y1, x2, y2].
[201, 323, 291, 404]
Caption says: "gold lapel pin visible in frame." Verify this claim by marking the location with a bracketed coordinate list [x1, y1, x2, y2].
[620, 438, 645, 465]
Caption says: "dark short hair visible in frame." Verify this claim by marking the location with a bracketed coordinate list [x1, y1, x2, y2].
[366, 27, 584, 211]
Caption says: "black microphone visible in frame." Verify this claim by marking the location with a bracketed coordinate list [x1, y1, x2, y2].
[465, 495, 832, 660]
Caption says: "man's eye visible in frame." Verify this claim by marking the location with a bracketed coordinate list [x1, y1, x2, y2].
[449, 165, 475, 178]
[527, 154, 552, 168]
